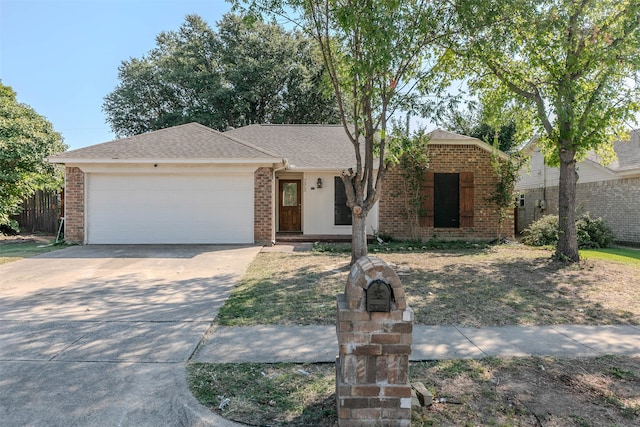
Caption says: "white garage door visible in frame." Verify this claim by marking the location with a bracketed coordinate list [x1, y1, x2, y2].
[86, 173, 254, 244]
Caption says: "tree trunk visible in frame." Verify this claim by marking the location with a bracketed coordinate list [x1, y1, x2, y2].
[351, 206, 368, 265]
[556, 146, 580, 262]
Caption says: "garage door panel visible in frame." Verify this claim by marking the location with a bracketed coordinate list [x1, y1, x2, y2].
[86, 173, 254, 244]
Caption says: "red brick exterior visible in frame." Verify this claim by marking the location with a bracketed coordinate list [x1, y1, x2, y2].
[379, 144, 515, 241]
[254, 167, 274, 245]
[336, 256, 413, 427]
[64, 166, 85, 244]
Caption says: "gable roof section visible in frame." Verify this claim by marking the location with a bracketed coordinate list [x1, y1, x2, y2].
[48, 122, 284, 164]
[427, 128, 510, 159]
[592, 129, 640, 173]
[523, 129, 640, 176]
[225, 124, 358, 170]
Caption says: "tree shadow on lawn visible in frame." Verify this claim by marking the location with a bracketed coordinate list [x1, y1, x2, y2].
[217, 253, 350, 326]
[401, 253, 640, 327]
[217, 249, 640, 327]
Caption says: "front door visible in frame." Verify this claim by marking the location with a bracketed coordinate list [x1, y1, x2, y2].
[278, 179, 302, 232]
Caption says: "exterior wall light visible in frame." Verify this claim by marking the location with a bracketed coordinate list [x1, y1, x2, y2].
[317, 178, 323, 188]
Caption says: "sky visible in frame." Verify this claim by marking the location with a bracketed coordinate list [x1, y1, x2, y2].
[1, 0, 234, 150]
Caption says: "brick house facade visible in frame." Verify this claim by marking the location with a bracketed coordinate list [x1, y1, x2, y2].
[52, 124, 514, 245]
[517, 177, 640, 245]
[516, 130, 640, 245]
[379, 136, 515, 241]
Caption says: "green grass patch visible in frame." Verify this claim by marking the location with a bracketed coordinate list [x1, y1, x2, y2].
[580, 247, 640, 266]
[187, 363, 336, 426]
[216, 253, 348, 326]
[0, 239, 65, 264]
[312, 239, 490, 254]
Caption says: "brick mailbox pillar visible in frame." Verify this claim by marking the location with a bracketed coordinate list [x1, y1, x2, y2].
[336, 256, 413, 427]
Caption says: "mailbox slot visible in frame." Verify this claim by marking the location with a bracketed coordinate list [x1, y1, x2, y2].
[366, 279, 393, 312]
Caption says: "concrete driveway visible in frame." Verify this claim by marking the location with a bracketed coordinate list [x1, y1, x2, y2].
[0, 244, 260, 427]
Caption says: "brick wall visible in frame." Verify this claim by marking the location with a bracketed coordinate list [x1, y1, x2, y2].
[336, 256, 413, 427]
[254, 167, 274, 244]
[518, 176, 640, 244]
[64, 166, 84, 244]
[379, 144, 514, 241]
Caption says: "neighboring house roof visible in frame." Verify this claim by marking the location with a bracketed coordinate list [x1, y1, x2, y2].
[48, 122, 284, 164]
[587, 129, 640, 173]
[521, 129, 640, 177]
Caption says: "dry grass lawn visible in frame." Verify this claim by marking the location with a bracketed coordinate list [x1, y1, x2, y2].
[217, 245, 640, 327]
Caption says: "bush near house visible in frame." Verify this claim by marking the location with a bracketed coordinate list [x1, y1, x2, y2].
[522, 213, 614, 248]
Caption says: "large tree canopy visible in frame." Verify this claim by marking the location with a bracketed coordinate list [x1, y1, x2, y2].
[103, 13, 338, 137]
[0, 82, 67, 231]
[449, 0, 640, 261]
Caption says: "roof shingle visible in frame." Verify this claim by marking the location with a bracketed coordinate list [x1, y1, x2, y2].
[48, 122, 282, 161]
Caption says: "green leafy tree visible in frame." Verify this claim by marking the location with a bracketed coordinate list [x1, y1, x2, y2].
[0, 82, 67, 231]
[217, 14, 338, 126]
[443, 105, 519, 153]
[235, 0, 448, 264]
[103, 14, 338, 137]
[450, 0, 640, 261]
[104, 15, 225, 136]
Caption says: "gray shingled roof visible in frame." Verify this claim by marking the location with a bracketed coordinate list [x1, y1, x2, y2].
[612, 129, 640, 171]
[48, 122, 282, 162]
[49, 122, 506, 169]
[585, 129, 640, 173]
[225, 124, 359, 169]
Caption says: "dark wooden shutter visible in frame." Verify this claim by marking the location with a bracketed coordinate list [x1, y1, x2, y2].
[460, 172, 474, 228]
[334, 177, 352, 225]
[419, 172, 434, 227]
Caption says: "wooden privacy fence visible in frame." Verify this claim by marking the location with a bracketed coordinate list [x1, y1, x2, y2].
[13, 190, 62, 233]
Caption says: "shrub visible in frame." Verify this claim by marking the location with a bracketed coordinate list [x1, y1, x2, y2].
[521, 215, 558, 246]
[522, 213, 615, 248]
[576, 213, 615, 248]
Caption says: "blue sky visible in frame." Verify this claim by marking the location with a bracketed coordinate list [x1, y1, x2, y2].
[1, 0, 233, 150]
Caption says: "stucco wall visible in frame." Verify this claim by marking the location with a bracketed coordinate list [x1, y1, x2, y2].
[300, 172, 379, 236]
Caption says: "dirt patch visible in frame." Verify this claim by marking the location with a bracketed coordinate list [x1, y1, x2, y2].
[218, 246, 640, 326]
[412, 355, 640, 426]
[388, 247, 640, 326]
[189, 356, 640, 426]
[0, 233, 54, 245]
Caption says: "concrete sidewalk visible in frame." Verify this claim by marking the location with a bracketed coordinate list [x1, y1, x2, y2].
[192, 324, 640, 363]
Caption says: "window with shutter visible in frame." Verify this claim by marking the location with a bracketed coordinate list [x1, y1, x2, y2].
[334, 177, 352, 225]
[419, 172, 474, 229]
[434, 173, 460, 228]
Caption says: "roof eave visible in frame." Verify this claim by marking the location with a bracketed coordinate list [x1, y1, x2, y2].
[47, 157, 284, 165]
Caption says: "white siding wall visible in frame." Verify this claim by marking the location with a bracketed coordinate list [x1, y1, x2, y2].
[517, 147, 618, 191]
[302, 172, 379, 235]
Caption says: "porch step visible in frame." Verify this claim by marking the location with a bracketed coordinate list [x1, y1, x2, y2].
[274, 234, 373, 243]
